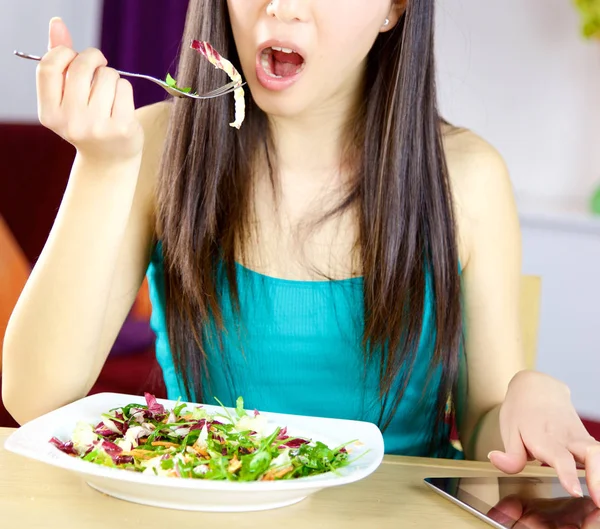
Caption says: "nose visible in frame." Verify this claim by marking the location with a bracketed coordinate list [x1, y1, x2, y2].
[266, 0, 308, 24]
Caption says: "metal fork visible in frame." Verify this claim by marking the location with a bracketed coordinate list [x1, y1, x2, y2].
[13, 50, 245, 100]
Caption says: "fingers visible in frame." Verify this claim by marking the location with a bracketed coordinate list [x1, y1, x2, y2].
[36, 46, 78, 115]
[111, 78, 136, 120]
[38, 17, 78, 115]
[35, 19, 142, 159]
[569, 439, 600, 508]
[528, 438, 582, 500]
[489, 426, 529, 475]
[89, 67, 121, 116]
[62, 48, 109, 113]
[48, 17, 73, 50]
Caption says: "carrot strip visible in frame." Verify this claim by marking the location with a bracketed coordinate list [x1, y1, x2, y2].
[151, 441, 180, 448]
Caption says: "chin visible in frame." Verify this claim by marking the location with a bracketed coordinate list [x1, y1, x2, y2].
[249, 87, 308, 120]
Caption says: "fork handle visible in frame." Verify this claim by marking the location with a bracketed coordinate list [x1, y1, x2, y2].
[14, 51, 42, 61]
[15, 51, 147, 81]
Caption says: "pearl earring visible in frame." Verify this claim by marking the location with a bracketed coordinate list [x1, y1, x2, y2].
[384, 18, 390, 27]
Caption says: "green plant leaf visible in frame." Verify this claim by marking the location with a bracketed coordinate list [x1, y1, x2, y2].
[574, 0, 600, 39]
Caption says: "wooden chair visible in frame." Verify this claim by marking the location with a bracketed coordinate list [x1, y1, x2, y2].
[520, 275, 542, 370]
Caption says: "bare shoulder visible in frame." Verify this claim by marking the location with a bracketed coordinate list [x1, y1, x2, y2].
[136, 100, 172, 157]
[441, 124, 519, 265]
[442, 125, 512, 208]
[131, 101, 172, 213]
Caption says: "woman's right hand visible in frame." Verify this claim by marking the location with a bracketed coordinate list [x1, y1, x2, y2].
[37, 17, 144, 162]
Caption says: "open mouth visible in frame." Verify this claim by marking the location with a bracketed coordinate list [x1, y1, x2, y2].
[260, 46, 306, 79]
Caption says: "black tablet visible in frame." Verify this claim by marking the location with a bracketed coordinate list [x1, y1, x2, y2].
[424, 476, 597, 528]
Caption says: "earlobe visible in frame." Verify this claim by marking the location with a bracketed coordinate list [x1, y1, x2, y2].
[380, 1, 407, 32]
[380, 17, 393, 33]
[380, 16, 396, 33]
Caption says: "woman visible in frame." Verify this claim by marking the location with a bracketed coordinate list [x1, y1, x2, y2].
[3, 0, 599, 503]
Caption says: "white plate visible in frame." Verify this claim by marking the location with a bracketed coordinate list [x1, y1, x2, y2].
[3, 393, 384, 512]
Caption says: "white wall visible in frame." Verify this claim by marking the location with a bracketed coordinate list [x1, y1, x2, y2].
[0, 0, 102, 122]
[521, 221, 600, 419]
[435, 1, 600, 418]
[436, 0, 600, 202]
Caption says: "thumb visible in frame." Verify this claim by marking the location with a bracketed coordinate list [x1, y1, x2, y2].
[489, 430, 529, 475]
[48, 17, 73, 51]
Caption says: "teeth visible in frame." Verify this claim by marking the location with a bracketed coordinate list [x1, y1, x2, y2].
[271, 46, 295, 54]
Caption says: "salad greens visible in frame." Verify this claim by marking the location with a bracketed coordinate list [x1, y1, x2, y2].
[162, 41, 246, 129]
[190, 40, 246, 129]
[165, 73, 195, 94]
[49, 393, 360, 482]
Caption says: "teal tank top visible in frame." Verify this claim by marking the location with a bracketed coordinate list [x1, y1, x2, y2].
[146, 244, 464, 458]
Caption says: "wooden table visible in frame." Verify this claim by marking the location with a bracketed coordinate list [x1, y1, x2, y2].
[0, 427, 563, 528]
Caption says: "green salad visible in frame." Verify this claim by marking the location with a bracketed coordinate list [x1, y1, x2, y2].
[49, 393, 361, 481]
[164, 73, 195, 95]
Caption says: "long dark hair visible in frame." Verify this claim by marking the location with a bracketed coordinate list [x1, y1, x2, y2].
[157, 0, 463, 455]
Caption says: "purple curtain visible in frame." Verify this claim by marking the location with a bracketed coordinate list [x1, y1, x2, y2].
[99, 0, 190, 357]
[100, 0, 190, 108]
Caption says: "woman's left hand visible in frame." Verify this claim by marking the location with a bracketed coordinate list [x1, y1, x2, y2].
[488, 370, 600, 507]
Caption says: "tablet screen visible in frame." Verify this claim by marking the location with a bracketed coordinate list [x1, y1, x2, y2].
[424, 476, 598, 528]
